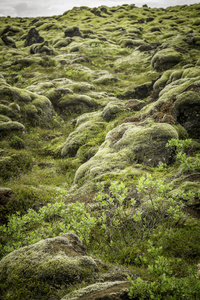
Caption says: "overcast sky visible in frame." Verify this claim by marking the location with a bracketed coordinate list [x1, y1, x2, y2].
[0, 0, 199, 18]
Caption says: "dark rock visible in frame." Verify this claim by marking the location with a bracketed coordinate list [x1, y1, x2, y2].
[146, 17, 154, 22]
[123, 82, 153, 100]
[24, 28, 44, 47]
[30, 41, 53, 55]
[173, 91, 200, 139]
[1, 35, 16, 48]
[64, 26, 82, 38]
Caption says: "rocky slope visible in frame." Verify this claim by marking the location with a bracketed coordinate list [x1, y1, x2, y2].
[0, 3, 200, 299]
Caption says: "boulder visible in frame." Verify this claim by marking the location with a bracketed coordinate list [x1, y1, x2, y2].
[122, 82, 153, 100]
[30, 41, 53, 55]
[173, 90, 200, 139]
[64, 26, 82, 38]
[61, 281, 130, 300]
[1, 35, 16, 48]
[24, 28, 44, 47]
[53, 38, 73, 48]
[101, 102, 122, 121]
[151, 48, 182, 71]
[0, 234, 98, 300]
[74, 122, 179, 183]
[61, 112, 105, 157]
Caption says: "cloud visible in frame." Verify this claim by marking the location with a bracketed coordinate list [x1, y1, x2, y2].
[0, 0, 199, 17]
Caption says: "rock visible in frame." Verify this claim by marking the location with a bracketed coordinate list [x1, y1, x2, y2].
[1, 25, 23, 36]
[126, 100, 146, 111]
[24, 27, 44, 47]
[53, 37, 73, 48]
[64, 26, 82, 38]
[93, 74, 120, 85]
[173, 91, 200, 139]
[61, 112, 105, 157]
[151, 48, 182, 71]
[0, 235, 98, 300]
[119, 38, 146, 48]
[123, 82, 153, 100]
[30, 41, 53, 55]
[101, 103, 122, 121]
[1, 35, 16, 48]
[0, 84, 55, 126]
[74, 122, 178, 183]
[61, 281, 130, 300]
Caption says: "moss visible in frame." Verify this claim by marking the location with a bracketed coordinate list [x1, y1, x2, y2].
[74, 123, 179, 183]
[61, 281, 129, 300]
[151, 48, 182, 71]
[93, 74, 120, 85]
[53, 38, 73, 48]
[0, 121, 25, 137]
[0, 149, 33, 180]
[0, 237, 97, 300]
[119, 38, 146, 48]
[61, 112, 106, 157]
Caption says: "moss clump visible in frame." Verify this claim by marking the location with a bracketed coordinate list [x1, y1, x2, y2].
[0, 237, 97, 300]
[0, 121, 25, 137]
[74, 123, 179, 183]
[151, 48, 182, 71]
[0, 150, 33, 180]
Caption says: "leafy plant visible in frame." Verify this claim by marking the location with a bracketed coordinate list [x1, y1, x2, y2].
[0, 201, 96, 259]
[167, 138, 200, 171]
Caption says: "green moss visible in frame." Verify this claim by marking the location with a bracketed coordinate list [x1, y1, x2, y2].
[0, 121, 25, 137]
[74, 123, 179, 184]
[151, 48, 182, 71]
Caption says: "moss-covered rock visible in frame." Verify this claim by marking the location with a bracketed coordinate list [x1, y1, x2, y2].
[24, 27, 44, 46]
[53, 37, 73, 48]
[0, 150, 33, 179]
[61, 112, 105, 157]
[0, 235, 98, 300]
[173, 91, 200, 139]
[64, 26, 82, 38]
[0, 121, 25, 137]
[61, 281, 129, 300]
[0, 84, 55, 126]
[74, 122, 179, 183]
[30, 42, 54, 55]
[151, 48, 182, 71]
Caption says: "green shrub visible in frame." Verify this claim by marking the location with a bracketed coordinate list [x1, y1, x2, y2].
[0, 201, 96, 259]
[91, 176, 187, 261]
[167, 138, 200, 171]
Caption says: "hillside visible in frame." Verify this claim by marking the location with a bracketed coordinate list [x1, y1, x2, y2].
[0, 3, 200, 299]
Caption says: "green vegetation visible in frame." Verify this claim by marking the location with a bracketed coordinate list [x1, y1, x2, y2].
[0, 2, 200, 299]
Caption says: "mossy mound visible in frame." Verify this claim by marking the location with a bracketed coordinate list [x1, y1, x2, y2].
[0, 121, 25, 137]
[151, 48, 182, 71]
[0, 3, 200, 299]
[61, 112, 106, 158]
[0, 83, 55, 127]
[61, 281, 129, 300]
[0, 235, 98, 300]
[74, 122, 178, 183]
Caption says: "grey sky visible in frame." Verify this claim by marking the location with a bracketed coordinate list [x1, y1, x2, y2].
[0, 0, 199, 18]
